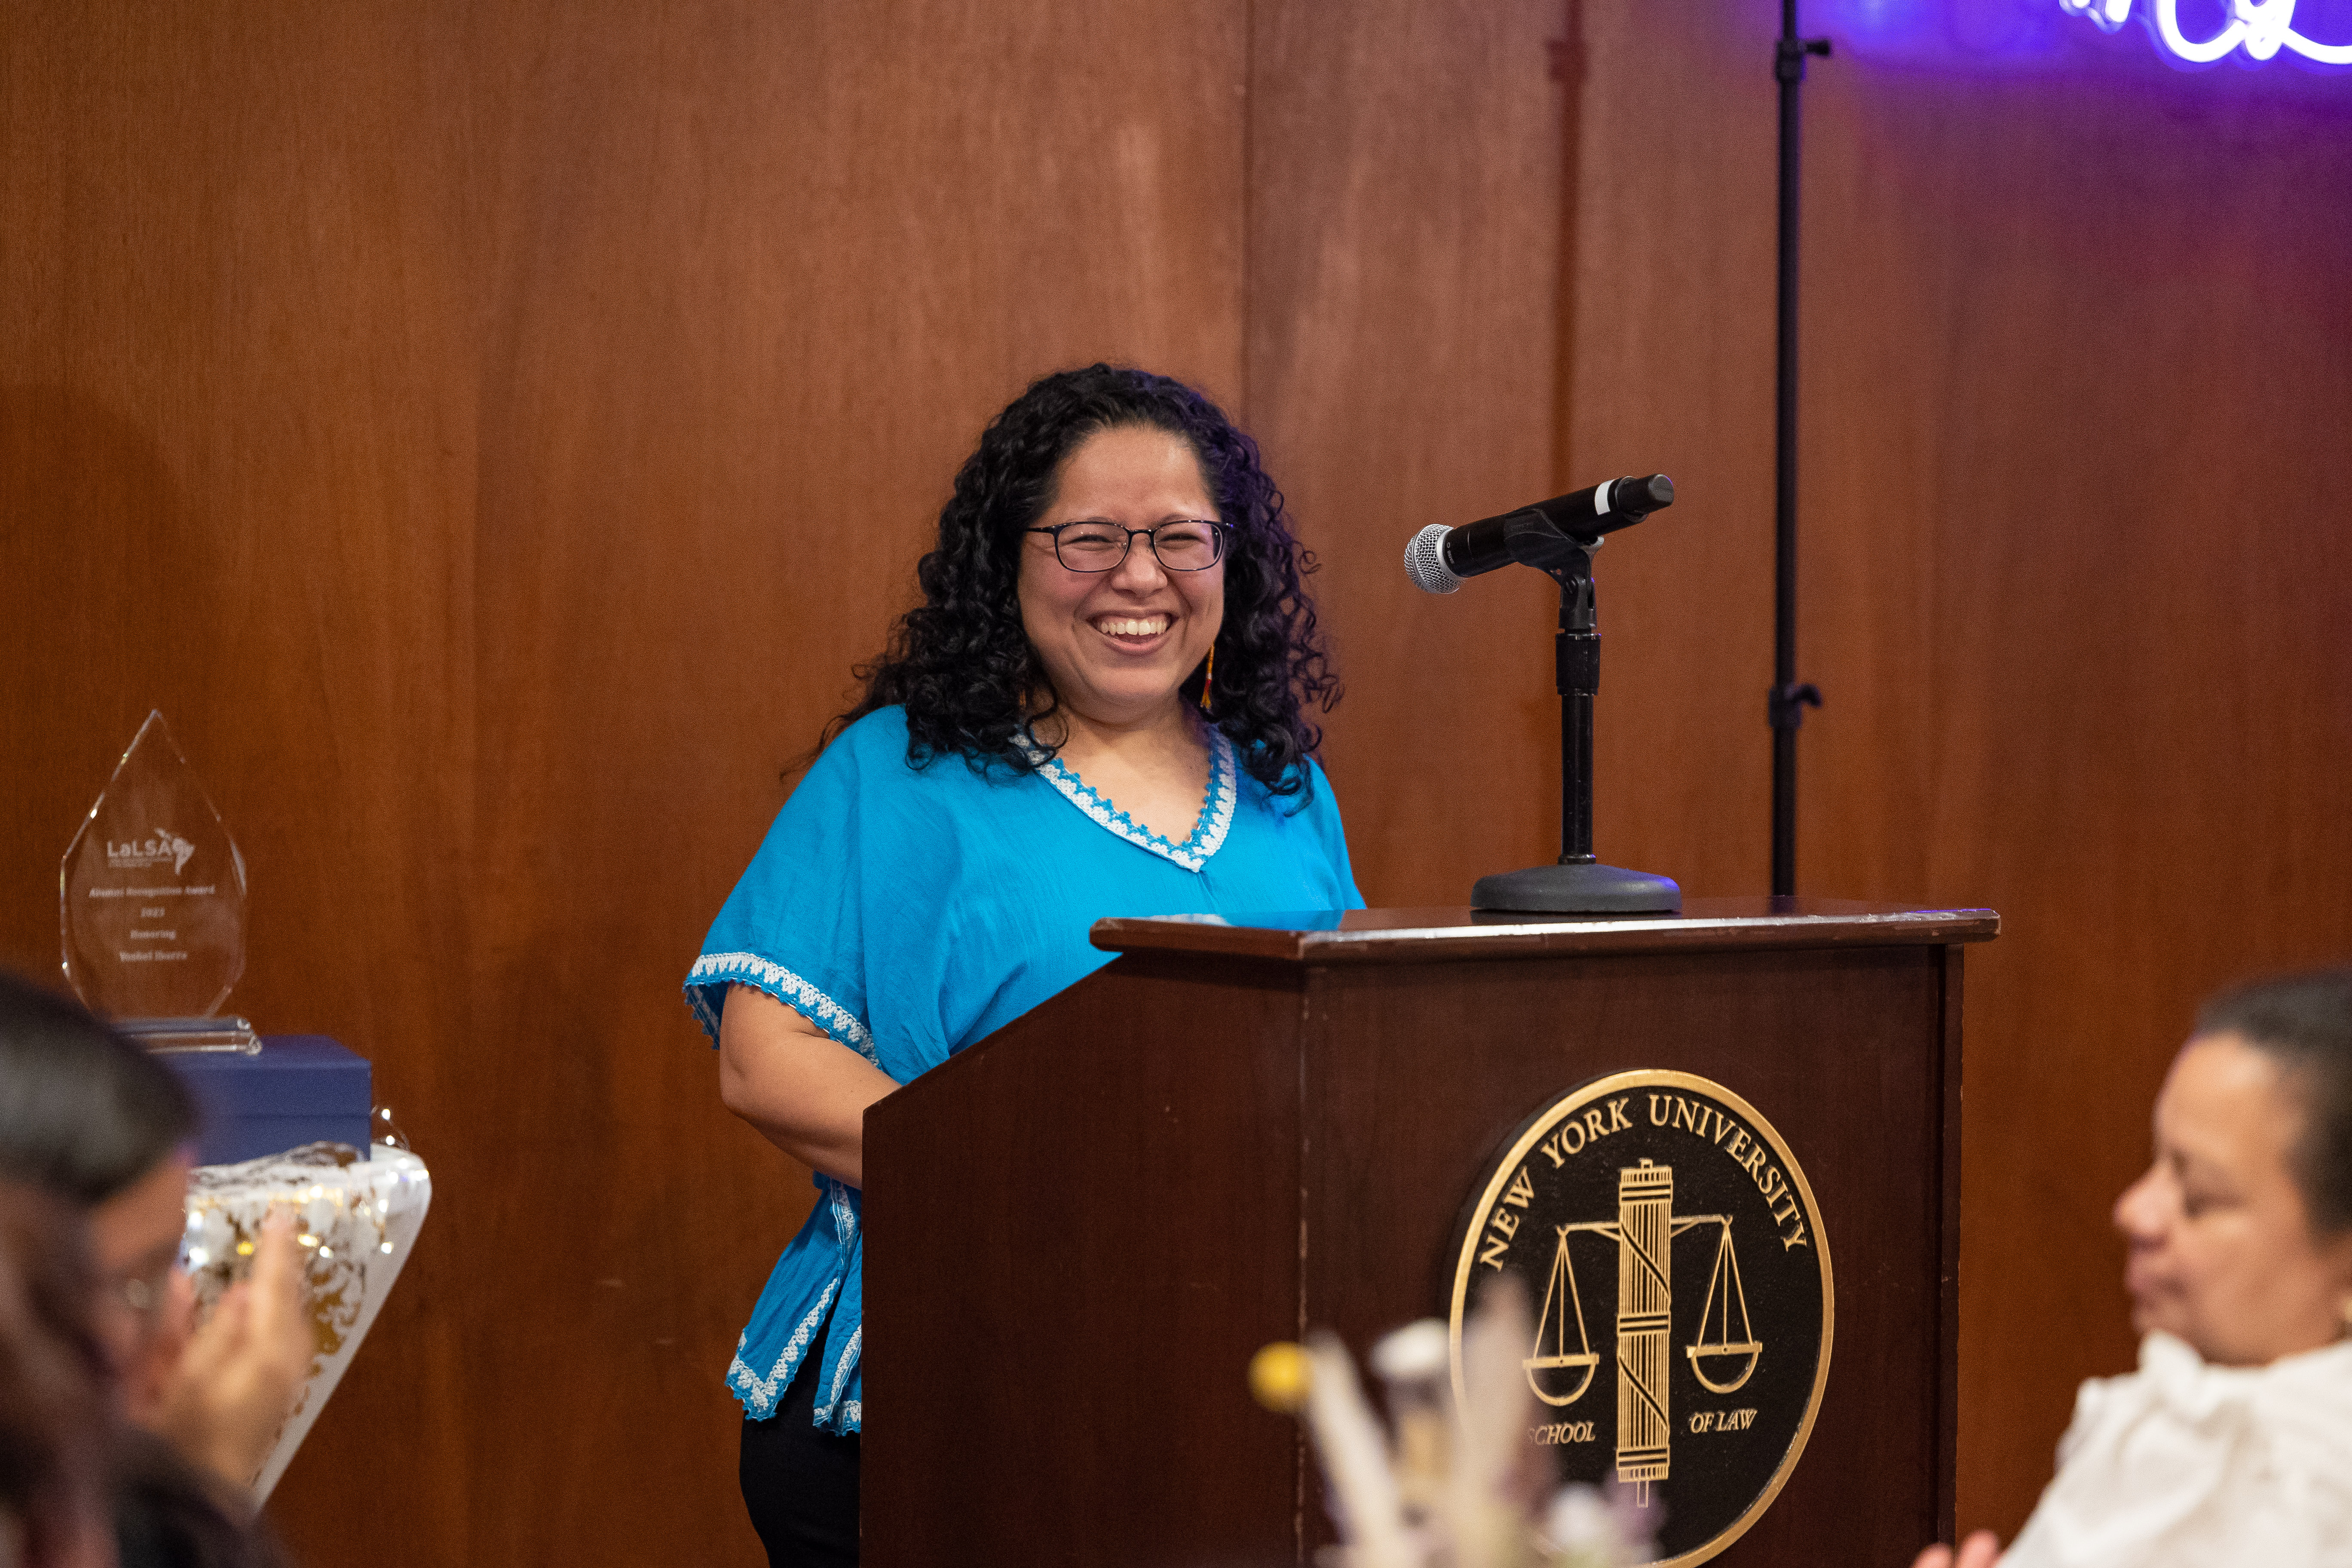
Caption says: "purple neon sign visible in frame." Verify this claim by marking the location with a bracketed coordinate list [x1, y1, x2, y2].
[2060, 0, 2352, 64]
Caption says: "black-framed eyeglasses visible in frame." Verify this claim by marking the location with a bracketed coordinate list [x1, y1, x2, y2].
[1025, 520, 1231, 573]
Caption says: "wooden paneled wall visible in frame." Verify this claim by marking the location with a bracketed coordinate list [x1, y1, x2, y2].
[13, 0, 2347, 1559]
[1, 3, 1564, 1562]
[1568, 0, 2352, 1540]
[1248, 0, 1566, 884]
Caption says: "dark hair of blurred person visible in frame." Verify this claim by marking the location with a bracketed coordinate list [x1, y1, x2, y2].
[0, 974, 196, 1207]
[2197, 968, 2352, 1236]
[0, 1182, 115, 1568]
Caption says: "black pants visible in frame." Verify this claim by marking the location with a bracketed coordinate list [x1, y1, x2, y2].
[740, 1343, 860, 1568]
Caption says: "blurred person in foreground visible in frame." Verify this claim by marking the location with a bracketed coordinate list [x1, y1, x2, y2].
[0, 972, 306, 1566]
[1919, 969, 2352, 1568]
[0, 1182, 116, 1568]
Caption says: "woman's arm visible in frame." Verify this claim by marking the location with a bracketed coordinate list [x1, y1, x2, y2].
[717, 983, 899, 1188]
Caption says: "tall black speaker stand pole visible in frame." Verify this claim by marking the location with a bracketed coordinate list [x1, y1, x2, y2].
[1769, 3, 1830, 898]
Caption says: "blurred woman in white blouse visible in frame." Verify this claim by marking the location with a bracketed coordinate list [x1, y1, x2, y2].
[1920, 969, 2352, 1568]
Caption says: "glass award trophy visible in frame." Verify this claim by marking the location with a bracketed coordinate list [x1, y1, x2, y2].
[60, 711, 258, 1052]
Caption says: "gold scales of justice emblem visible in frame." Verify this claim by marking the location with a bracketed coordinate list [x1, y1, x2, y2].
[1521, 1164, 1765, 1414]
[1449, 1070, 1834, 1567]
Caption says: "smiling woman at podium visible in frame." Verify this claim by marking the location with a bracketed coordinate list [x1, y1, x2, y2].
[684, 364, 1364, 1567]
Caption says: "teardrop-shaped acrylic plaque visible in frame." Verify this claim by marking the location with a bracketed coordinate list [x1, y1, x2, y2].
[60, 712, 254, 1047]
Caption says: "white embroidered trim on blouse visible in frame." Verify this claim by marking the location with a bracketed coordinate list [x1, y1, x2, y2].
[688, 952, 880, 1066]
[814, 1325, 863, 1426]
[725, 1174, 865, 1419]
[729, 1277, 839, 1415]
[1015, 727, 1238, 872]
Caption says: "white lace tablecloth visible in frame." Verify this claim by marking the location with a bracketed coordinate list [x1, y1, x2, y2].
[183, 1142, 432, 1500]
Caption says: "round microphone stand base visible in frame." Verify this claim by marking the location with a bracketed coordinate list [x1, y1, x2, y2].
[1471, 859, 1681, 915]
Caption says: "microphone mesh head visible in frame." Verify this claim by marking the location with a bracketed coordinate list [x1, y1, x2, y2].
[1403, 525, 1462, 594]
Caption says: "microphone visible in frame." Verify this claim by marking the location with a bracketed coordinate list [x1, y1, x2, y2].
[1404, 474, 1674, 594]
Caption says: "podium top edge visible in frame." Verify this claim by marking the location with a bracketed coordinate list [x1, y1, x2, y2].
[1089, 898, 1999, 965]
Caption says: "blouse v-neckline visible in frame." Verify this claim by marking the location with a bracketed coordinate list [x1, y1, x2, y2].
[1016, 725, 1239, 873]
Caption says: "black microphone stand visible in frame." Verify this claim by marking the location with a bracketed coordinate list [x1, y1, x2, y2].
[1472, 528, 1681, 915]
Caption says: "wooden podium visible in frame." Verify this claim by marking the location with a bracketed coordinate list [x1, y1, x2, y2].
[863, 898, 1995, 1567]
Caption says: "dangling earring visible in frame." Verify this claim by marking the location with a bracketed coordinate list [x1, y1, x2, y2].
[1198, 644, 1215, 712]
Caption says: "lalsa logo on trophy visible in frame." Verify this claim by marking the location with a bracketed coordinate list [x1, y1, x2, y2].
[1450, 1071, 1833, 1568]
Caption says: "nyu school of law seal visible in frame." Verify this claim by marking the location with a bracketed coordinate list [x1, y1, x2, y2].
[1449, 1071, 1832, 1568]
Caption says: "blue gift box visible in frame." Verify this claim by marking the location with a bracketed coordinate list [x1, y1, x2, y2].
[161, 1035, 373, 1167]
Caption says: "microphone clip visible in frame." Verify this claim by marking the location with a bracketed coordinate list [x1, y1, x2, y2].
[1493, 509, 1606, 584]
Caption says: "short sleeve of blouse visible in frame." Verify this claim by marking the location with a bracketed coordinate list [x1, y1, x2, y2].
[685, 711, 970, 1083]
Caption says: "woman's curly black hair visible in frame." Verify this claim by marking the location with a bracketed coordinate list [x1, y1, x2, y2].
[836, 363, 1340, 796]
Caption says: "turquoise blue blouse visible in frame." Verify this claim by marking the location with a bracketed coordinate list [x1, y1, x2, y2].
[685, 706, 1362, 1431]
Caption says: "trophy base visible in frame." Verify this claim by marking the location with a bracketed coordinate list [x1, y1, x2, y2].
[1471, 861, 1681, 915]
[120, 1016, 262, 1055]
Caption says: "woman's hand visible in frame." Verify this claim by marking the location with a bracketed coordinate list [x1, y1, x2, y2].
[144, 1205, 312, 1496]
[1913, 1531, 2002, 1568]
[718, 984, 900, 1187]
